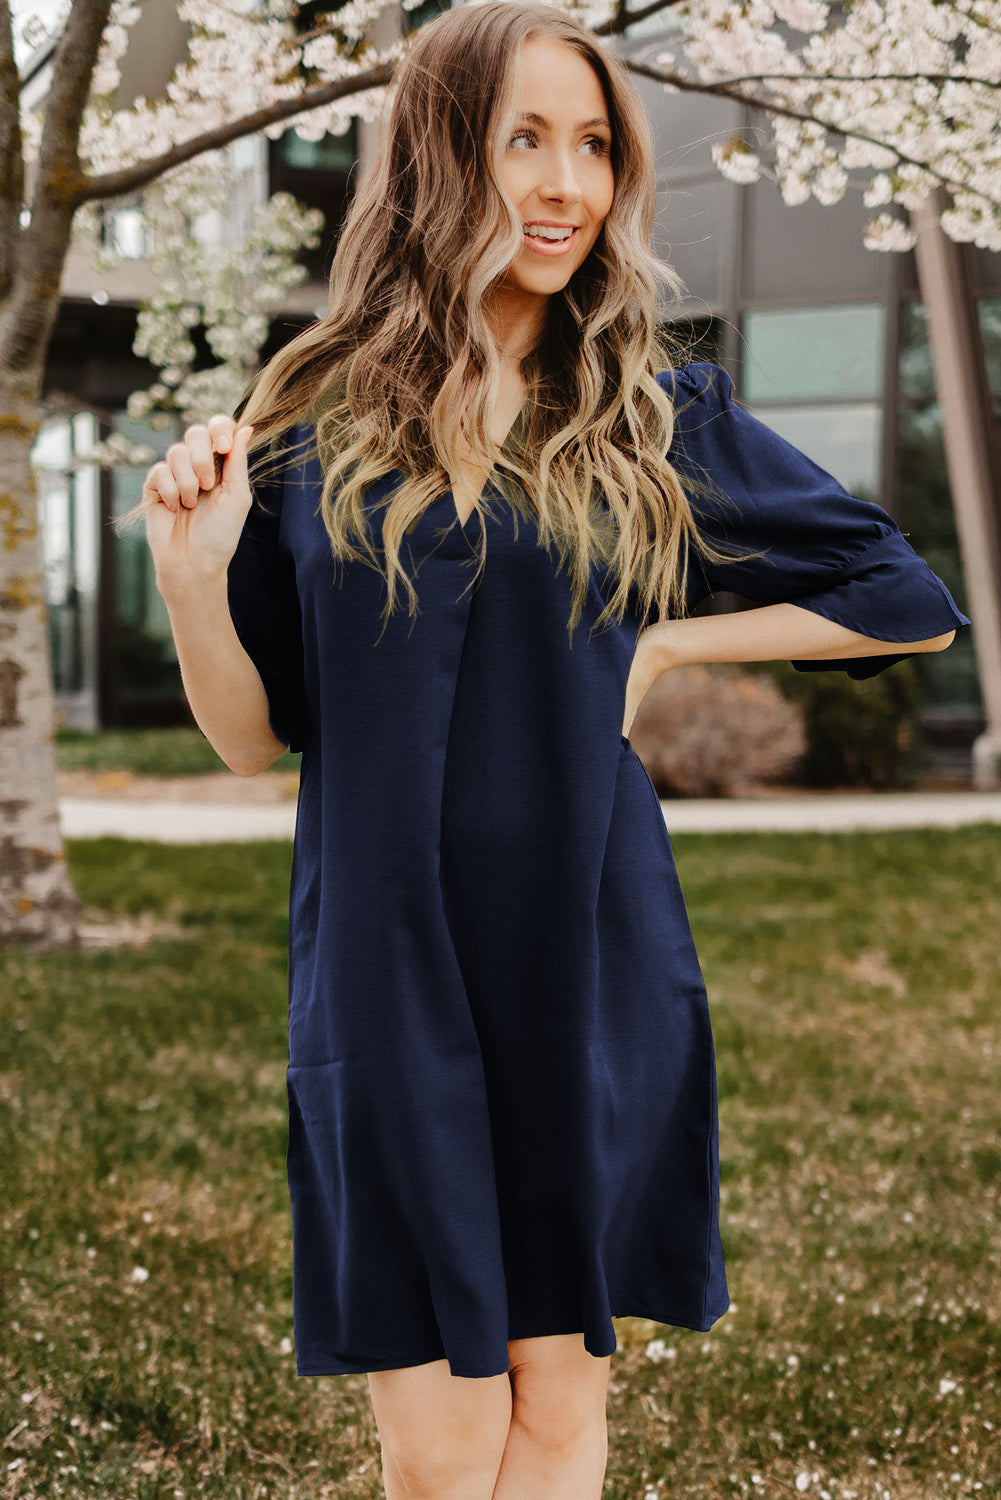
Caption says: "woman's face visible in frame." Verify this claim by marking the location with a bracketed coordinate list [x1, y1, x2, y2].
[494, 37, 615, 306]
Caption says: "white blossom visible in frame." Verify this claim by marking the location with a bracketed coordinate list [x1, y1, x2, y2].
[651, 0, 1001, 251]
[712, 137, 763, 185]
[91, 148, 322, 435]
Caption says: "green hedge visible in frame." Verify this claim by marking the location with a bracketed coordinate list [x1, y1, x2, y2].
[760, 658, 923, 789]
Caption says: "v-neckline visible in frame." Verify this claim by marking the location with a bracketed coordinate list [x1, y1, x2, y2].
[446, 400, 530, 533]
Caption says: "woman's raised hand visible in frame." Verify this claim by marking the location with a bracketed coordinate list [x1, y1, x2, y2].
[142, 416, 255, 583]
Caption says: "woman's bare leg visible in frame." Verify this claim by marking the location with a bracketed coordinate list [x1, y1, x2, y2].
[491, 1333, 612, 1500]
[367, 1357, 512, 1500]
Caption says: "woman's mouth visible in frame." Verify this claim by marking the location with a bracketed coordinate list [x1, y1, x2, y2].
[522, 225, 579, 257]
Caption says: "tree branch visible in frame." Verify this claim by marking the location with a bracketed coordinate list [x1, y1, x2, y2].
[699, 71, 1001, 90]
[625, 58, 1001, 213]
[64, 2, 680, 208]
[74, 59, 395, 206]
[0, 0, 23, 300]
[933, 0, 1001, 40]
[593, 0, 688, 38]
[28, 0, 113, 221]
[3, 0, 113, 374]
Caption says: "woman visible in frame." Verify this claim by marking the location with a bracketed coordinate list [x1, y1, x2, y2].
[140, 5, 967, 1496]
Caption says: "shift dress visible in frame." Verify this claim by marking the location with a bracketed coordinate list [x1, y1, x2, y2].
[226, 361, 969, 1379]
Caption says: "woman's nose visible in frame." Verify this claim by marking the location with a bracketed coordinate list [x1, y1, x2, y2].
[539, 151, 584, 203]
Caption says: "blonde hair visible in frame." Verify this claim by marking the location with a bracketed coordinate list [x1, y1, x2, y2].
[241, 2, 713, 636]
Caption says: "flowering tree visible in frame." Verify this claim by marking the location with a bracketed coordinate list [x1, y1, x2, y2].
[630, 0, 1001, 253]
[100, 170, 324, 437]
[0, 0, 396, 947]
[1, 0, 1000, 947]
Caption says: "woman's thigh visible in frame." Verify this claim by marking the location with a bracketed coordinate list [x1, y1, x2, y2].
[366, 1357, 512, 1482]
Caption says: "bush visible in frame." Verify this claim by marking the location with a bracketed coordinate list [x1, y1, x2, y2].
[761, 658, 923, 788]
[629, 663, 805, 797]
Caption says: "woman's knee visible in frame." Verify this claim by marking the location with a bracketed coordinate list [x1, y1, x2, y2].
[367, 1357, 512, 1495]
[507, 1333, 611, 1451]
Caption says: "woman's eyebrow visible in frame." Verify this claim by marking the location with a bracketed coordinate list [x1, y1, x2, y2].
[516, 110, 611, 132]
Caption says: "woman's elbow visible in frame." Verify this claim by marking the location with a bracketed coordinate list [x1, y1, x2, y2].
[224, 737, 289, 777]
[915, 629, 957, 654]
[227, 755, 273, 777]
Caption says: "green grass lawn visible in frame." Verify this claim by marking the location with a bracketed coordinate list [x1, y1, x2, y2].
[55, 728, 300, 777]
[2, 829, 998, 1499]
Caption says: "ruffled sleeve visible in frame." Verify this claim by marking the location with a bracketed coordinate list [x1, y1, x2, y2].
[659, 363, 970, 680]
[226, 432, 309, 752]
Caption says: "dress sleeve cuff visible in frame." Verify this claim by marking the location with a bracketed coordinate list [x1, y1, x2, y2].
[787, 531, 971, 680]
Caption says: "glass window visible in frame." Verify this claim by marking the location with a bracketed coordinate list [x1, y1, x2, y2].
[279, 122, 357, 175]
[110, 414, 183, 708]
[894, 296, 1001, 716]
[746, 403, 882, 502]
[661, 316, 723, 369]
[744, 305, 885, 403]
[901, 298, 1001, 396]
[982, 298, 1001, 388]
[660, 179, 739, 311]
[100, 201, 148, 259]
[34, 414, 101, 719]
[403, 0, 451, 35]
[894, 398, 986, 713]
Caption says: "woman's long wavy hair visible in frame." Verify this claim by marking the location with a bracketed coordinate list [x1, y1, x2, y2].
[241, 1, 712, 635]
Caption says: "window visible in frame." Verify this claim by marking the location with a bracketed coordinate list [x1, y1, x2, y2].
[34, 414, 101, 723]
[109, 413, 183, 711]
[742, 303, 886, 502]
[402, 0, 451, 35]
[277, 121, 358, 176]
[743, 305, 885, 404]
[893, 301, 999, 716]
[100, 200, 148, 259]
[660, 315, 723, 370]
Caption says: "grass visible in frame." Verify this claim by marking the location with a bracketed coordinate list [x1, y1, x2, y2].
[55, 728, 300, 778]
[1, 827, 999, 1499]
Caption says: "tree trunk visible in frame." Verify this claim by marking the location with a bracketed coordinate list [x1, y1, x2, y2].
[0, 374, 79, 946]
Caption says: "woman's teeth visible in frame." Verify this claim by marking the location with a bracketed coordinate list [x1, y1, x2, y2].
[523, 225, 575, 240]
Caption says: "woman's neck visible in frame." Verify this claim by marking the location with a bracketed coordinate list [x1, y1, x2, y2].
[484, 291, 547, 365]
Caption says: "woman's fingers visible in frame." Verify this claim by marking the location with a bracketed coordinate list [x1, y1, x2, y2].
[141, 415, 252, 527]
[207, 414, 238, 454]
[222, 424, 255, 488]
[183, 424, 218, 492]
[165, 441, 203, 508]
[143, 461, 180, 512]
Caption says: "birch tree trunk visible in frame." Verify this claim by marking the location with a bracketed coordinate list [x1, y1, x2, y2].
[0, 377, 79, 945]
[0, 0, 114, 944]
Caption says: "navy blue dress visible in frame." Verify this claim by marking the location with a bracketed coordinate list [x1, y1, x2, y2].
[227, 362, 969, 1378]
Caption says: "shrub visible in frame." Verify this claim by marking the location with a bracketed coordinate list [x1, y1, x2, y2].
[629, 663, 806, 797]
[762, 658, 923, 789]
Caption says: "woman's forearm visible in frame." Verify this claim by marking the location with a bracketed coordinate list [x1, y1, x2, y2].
[644, 602, 955, 673]
[158, 570, 288, 776]
[622, 603, 955, 736]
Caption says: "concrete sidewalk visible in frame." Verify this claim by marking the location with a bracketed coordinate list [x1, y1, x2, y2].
[59, 789, 1001, 842]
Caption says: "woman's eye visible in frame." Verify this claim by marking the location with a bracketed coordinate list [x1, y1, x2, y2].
[508, 130, 611, 156]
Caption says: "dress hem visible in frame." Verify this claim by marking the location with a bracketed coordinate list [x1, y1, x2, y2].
[294, 1297, 732, 1378]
